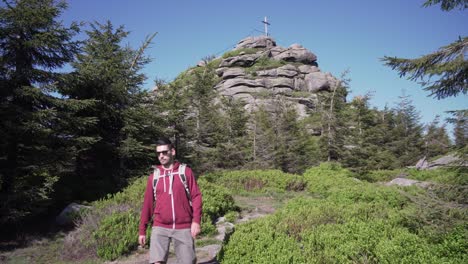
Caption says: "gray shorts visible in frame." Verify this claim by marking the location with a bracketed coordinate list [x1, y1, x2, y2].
[149, 226, 195, 264]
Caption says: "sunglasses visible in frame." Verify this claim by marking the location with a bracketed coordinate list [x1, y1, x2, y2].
[156, 150, 171, 156]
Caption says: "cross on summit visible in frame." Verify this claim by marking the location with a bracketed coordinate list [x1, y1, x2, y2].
[261, 16, 270, 36]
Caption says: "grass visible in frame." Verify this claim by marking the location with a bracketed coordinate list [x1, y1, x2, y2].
[196, 238, 222, 247]
[222, 48, 260, 59]
[2, 164, 465, 263]
[0, 233, 100, 264]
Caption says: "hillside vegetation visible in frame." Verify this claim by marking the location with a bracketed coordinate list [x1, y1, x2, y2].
[3, 163, 465, 263]
[219, 164, 467, 263]
[1, 1, 466, 263]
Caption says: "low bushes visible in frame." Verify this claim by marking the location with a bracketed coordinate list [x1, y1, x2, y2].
[219, 163, 467, 263]
[406, 167, 468, 185]
[62, 174, 236, 261]
[94, 211, 140, 260]
[202, 169, 306, 194]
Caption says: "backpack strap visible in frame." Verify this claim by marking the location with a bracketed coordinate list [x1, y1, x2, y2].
[152, 164, 192, 207]
[152, 166, 160, 202]
[177, 164, 192, 206]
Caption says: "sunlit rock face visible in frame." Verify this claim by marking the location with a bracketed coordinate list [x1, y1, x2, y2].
[213, 36, 341, 118]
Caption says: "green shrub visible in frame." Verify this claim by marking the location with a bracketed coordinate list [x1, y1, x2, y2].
[430, 184, 468, 204]
[327, 184, 408, 208]
[219, 163, 467, 263]
[374, 228, 438, 264]
[197, 178, 237, 236]
[407, 167, 468, 185]
[436, 223, 468, 262]
[202, 169, 305, 194]
[224, 211, 239, 223]
[93, 211, 139, 261]
[360, 169, 405, 182]
[219, 218, 307, 264]
[220, 206, 451, 263]
[93, 176, 147, 210]
[63, 174, 237, 261]
[250, 55, 285, 70]
[198, 178, 237, 220]
[200, 215, 217, 236]
[303, 162, 359, 196]
[222, 48, 259, 58]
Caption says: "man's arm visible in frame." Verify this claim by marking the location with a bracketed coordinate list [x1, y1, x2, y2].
[138, 174, 154, 244]
[186, 166, 202, 237]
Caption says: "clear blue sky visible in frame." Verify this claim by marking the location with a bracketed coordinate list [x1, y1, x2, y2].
[60, 0, 467, 133]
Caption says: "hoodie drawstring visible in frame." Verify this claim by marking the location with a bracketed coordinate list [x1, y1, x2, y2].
[169, 172, 174, 195]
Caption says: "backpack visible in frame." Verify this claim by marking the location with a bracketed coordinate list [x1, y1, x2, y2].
[152, 163, 192, 206]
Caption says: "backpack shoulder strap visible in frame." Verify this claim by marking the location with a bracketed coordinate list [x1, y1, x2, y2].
[152, 166, 160, 201]
[177, 163, 192, 206]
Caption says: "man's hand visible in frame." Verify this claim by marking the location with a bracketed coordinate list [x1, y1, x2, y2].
[191, 222, 201, 238]
[138, 235, 146, 247]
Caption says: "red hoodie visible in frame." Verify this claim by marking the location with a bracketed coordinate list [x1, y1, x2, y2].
[139, 162, 202, 235]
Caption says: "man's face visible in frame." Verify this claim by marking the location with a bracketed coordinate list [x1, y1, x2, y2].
[156, 145, 175, 167]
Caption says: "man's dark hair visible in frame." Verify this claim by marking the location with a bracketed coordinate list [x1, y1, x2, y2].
[156, 137, 174, 149]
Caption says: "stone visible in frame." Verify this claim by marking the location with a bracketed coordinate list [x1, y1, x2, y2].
[305, 72, 330, 92]
[219, 53, 262, 67]
[272, 45, 317, 64]
[235, 36, 277, 50]
[221, 68, 245, 79]
[56, 203, 90, 226]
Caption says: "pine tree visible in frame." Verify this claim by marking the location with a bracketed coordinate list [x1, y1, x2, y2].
[154, 58, 225, 173]
[249, 105, 276, 169]
[365, 106, 400, 170]
[0, 0, 81, 224]
[424, 116, 452, 158]
[216, 96, 250, 169]
[447, 110, 467, 149]
[60, 21, 151, 199]
[389, 94, 425, 166]
[317, 72, 349, 161]
[341, 94, 379, 172]
[382, 1, 467, 99]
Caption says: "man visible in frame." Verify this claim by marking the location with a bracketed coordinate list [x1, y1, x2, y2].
[139, 137, 202, 264]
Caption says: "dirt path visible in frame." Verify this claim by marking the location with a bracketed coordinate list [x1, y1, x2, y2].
[107, 195, 278, 264]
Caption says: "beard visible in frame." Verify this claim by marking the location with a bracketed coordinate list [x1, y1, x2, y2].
[159, 154, 174, 167]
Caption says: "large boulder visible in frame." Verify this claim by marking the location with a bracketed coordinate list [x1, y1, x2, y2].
[56, 203, 91, 226]
[272, 44, 317, 65]
[235, 36, 277, 50]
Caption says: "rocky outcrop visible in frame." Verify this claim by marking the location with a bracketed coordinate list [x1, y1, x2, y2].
[211, 36, 341, 118]
[413, 154, 466, 170]
[385, 178, 432, 188]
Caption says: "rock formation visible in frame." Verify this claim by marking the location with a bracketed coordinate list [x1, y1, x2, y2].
[211, 35, 341, 118]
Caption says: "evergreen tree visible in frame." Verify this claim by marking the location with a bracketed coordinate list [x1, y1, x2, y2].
[422, 0, 467, 11]
[270, 98, 316, 173]
[0, 0, 82, 224]
[154, 59, 224, 173]
[341, 94, 379, 172]
[364, 106, 400, 170]
[382, 1, 467, 99]
[389, 94, 425, 166]
[216, 96, 250, 169]
[447, 110, 467, 149]
[317, 72, 349, 161]
[249, 105, 276, 169]
[424, 116, 452, 158]
[60, 21, 151, 200]
[153, 78, 191, 161]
